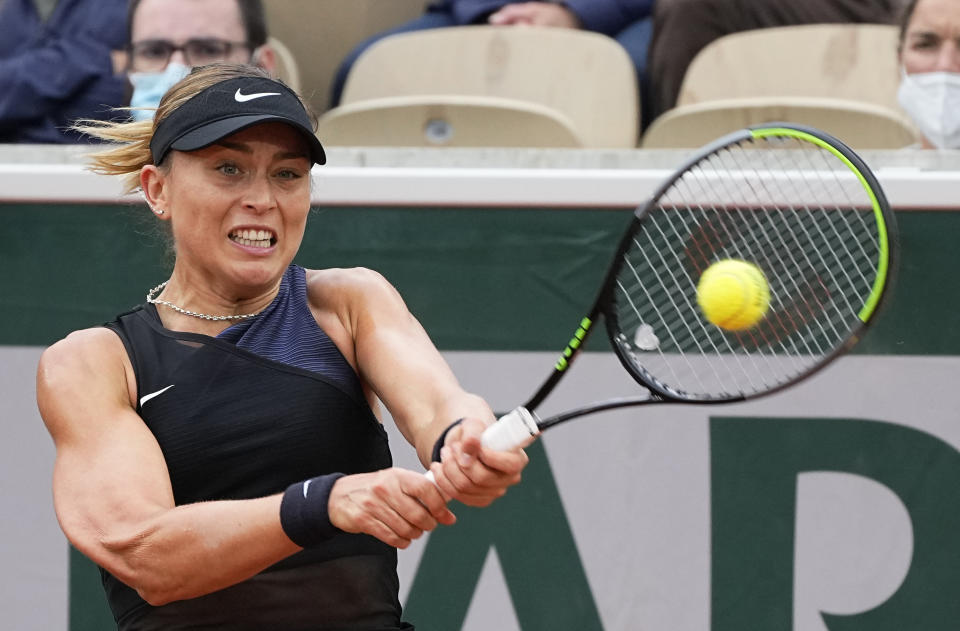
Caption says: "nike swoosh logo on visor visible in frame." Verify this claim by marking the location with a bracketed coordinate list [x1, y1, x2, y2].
[140, 384, 175, 407]
[234, 89, 281, 102]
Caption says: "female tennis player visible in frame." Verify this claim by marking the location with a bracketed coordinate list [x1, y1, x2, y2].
[35, 64, 529, 630]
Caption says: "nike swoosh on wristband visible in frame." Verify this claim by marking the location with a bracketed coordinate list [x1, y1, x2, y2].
[140, 384, 175, 407]
[234, 88, 281, 102]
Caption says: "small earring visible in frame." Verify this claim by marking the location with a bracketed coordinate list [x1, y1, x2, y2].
[152, 207, 165, 215]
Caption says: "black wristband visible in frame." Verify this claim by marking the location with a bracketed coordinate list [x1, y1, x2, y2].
[279, 473, 345, 548]
[430, 418, 465, 462]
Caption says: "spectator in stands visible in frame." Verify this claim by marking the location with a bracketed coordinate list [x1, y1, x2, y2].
[0, 0, 128, 143]
[645, 0, 901, 125]
[329, 0, 655, 115]
[125, 0, 276, 121]
[897, 0, 960, 149]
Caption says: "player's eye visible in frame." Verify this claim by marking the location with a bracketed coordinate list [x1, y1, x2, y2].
[275, 168, 303, 180]
[217, 162, 241, 176]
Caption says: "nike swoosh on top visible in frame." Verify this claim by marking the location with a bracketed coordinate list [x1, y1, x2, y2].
[140, 384, 175, 407]
[302, 479, 311, 498]
[234, 89, 281, 102]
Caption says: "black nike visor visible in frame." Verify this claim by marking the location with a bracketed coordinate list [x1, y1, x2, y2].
[149, 75, 326, 166]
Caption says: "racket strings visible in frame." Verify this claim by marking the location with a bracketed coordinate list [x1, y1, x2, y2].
[680, 160, 819, 378]
[707, 147, 850, 357]
[620, 214, 769, 397]
[611, 135, 884, 400]
[764, 143, 879, 319]
[668, 164, 812, 392]
[631, 191, 770, 395]
[621, 232, 736, 394]
[699, 146, 867, 354]
[670, 155, 821, 364]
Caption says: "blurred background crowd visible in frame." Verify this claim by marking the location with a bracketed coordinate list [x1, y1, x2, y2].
[0, 0, 954, 152]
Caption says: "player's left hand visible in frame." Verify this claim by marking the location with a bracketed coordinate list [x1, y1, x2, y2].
[428, 417, 531, 506]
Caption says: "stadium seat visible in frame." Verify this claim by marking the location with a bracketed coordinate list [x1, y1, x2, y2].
[332, 26, 639, 148]
[316, 94, 582, 147]
[268, 36, 301, 92]
[640, 96, 918, 149]
[263, 0, 426, 114]
[676, 24, 903, 112]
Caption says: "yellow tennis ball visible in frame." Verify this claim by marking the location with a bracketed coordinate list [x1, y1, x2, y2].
[696, 259, 770, 331]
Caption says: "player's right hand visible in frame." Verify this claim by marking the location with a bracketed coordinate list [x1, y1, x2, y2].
[429, 416, 530, 507]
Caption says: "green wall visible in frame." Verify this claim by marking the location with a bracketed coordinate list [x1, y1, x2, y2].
[2, 204, 955, 353]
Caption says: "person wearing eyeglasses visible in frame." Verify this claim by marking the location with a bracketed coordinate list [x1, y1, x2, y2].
[125, 0, 276, 121]
[0, 0, 129, 143]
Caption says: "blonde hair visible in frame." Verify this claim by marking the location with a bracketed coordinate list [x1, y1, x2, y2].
[75, 64, 313, 193]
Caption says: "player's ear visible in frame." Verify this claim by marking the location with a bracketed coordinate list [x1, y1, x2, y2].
[140, 164, 170, 220]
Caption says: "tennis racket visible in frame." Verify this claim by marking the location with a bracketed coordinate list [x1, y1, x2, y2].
[436, 122, 897, 461]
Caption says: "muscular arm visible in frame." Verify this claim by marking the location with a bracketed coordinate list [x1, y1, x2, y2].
[37, 329, 300, 606]
[311, 268, 490, 464]
[309, 268, 530, 505]
[39, 324, 459, 603]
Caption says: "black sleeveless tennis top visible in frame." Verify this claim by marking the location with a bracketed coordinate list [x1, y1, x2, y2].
[101, 265, 412, 631]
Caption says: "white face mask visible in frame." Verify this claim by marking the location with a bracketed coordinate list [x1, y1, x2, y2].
[897, 70, 960, 149]
[128, 62, 191, 122]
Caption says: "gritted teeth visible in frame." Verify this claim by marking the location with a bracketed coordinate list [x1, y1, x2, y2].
[229, 228, 276, 248]
[230, 228, 276, 241]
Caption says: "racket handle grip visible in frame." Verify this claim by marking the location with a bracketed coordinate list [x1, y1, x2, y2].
[424, 407, 540, 484]
[482, 406, 541, 450]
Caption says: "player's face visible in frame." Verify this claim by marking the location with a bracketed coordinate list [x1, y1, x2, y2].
[901, 0, 960, 74]
[160, 122, 312, 291]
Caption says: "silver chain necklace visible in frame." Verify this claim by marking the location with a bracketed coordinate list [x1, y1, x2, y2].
[146, 281, 263, 321]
